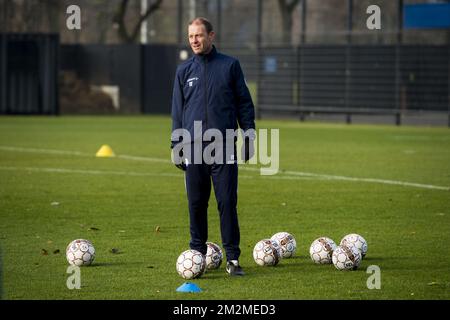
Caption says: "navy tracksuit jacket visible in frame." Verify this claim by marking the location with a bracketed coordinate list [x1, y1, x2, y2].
[171, 46, 255, 261]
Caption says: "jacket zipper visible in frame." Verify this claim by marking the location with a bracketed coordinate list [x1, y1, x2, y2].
[204, 58, 208, 129]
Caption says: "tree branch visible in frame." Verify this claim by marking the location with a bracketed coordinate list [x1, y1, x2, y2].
[113, 0, 131, 42]
[113, 0, 164, 43]
[130, 0, 164, 41]
[278, 0, 301, 13]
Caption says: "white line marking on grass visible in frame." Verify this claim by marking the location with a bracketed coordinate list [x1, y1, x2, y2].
[117, 154, 170, 164]
[0, 166, 182, 178]
[240, 167, 449, 191]
[0, 146, 89, 156]
[0, 166, 322, 181]
[1, 145, 449, 191]
[280, 170, 450, 191]
[0, 146, 170, 163]
[392, 135, 450, 142]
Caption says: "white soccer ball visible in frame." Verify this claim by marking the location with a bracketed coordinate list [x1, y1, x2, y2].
[340, 233, 368, 259]
[271, 232, 297, 258]
[332, 245, 362, 270]
[205, 242, 223, 270]
[176, 249, 206, 279]
[66, 239, 95, 266]
[309, 237, 337, 264]
[253, 239, 281, 266]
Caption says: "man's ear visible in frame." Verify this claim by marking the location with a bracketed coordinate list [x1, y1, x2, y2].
[208, 31, 215, 42]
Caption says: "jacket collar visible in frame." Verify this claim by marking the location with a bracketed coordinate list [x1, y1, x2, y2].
[194, 45, 217, 63]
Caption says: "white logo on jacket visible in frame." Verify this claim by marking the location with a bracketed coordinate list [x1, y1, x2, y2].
[187, 77, 199, 87]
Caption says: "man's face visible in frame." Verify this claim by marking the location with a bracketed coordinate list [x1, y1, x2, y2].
[188, 23, 214, 55]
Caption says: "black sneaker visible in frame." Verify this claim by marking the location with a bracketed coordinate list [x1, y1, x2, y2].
[226, 261, 245, 276]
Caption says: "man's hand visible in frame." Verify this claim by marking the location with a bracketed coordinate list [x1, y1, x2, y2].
[175, 162, 187, 171]
[242, 136, 254, 163]
[171, 141, 187, 171]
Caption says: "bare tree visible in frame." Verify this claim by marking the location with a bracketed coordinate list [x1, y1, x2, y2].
[92, 0, 116, 44]
[0, 0, 60, 33]
[278, 0, 301, 45]
[41, 0, 61, 33]
[113, 0, 164, 43]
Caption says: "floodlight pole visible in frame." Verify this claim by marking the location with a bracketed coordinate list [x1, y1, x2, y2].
[140, 0, 148, 44]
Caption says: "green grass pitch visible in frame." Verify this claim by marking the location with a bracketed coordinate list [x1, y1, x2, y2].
[0, 115, 449, 300]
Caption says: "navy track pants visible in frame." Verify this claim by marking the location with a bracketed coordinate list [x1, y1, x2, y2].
[185, 162, 240, 261]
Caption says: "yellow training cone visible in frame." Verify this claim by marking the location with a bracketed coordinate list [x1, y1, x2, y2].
[96, 145, 115, 158]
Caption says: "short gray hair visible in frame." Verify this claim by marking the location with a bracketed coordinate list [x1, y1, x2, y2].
[189, 17, 213, 34]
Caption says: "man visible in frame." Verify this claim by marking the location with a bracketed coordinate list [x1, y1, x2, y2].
[171, 17, 255, 276]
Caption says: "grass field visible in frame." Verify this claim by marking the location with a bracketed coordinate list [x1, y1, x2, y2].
[0, 115, 449, 300]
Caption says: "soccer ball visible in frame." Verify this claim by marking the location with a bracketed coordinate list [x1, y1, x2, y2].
[66, 239, 95, 266]
[270, 232, 297, 258]
[253, 239, 281, 266]
[309, 237, 337, 264]
[340, 233, 368, 259]
[176, 249, 206, 279]
[205, 242, 223, 270]
[332, 245, 362, 270]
